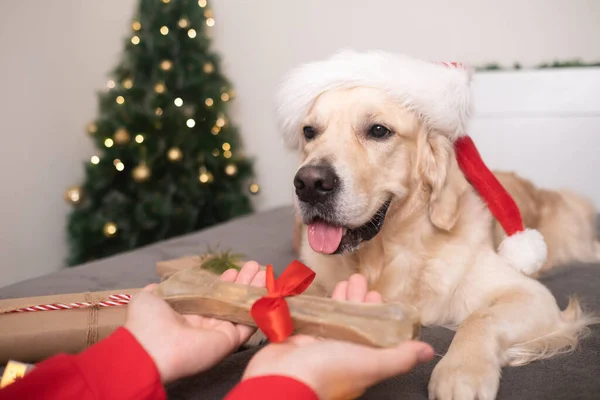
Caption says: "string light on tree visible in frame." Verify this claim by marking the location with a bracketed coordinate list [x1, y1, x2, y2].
[222, 142, 231, 151]
[106, 80, 116, 89]
[155, 108, 163, 116]
[186, 118, 196, 128]
[132, 163, 151, 182]
[116, 96, 125, 105]
[212, 149, 220, 157]
[211, 126, 220, 135]
[135, 134, 144, 144]
[178, 18, 189, 28]
[87, 122, 97, 135]
[160, 26, 169, 35]
[206, 18, 215, 27]
[113, 128, 130, 145]
[131, 36, 140, 45]
[216, 115, 226, 127]
[167, 147, 183, 162]
[160, 60, 173, 71]
[64, 186, 84, 206]
[221, 93, 230, 102]
[161, 0, 170, 3]
[225, 163, 237, 176]
[188, 29, 197, 38]
[223, 150, 232, 159]
[103, 222, 118, 238]
[198, 166, 213, 183]
[132, 21, 141, 31]
[174, 97, 183, 107]
[205, 98, 214, 107]
[204, 9, 213, 18]
[182, 105, 195, 117]
[113, 159, 125, 171]
[249, 183, 260, 195]
[123, 78, 133, 89]
[104, 138, 114, 148]
[154, 82, 166, 94]
[90, 155, 100, 165]
[198, 0, 207, 7]
[203, 62, 214, 73]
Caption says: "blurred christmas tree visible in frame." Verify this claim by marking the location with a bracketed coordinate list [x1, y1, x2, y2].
[64, 0, 259, 266]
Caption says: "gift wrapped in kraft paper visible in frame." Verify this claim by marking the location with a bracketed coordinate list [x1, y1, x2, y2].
[0, 289, 141, 364]
[0, 253, 250, 364]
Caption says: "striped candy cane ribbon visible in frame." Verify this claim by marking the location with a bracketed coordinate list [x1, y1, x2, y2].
[7, 294, 132, 314]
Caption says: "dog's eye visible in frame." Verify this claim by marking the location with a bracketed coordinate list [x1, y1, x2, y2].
[369, 124, 391, 139]
[303, 126, 317, 140]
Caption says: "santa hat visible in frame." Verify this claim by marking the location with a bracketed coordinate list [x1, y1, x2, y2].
[276, 50, 547, 275]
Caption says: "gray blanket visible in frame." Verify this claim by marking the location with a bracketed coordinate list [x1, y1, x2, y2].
[1, 206, 598, 399]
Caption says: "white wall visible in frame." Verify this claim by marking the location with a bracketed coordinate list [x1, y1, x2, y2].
[0, 0, 137, 287]
[1, 0, 599, 287]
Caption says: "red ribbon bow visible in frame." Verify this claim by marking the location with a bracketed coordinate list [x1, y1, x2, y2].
[250, 260, 315, 343]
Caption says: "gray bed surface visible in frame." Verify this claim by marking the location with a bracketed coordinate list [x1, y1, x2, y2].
[1, 206, 599, 399]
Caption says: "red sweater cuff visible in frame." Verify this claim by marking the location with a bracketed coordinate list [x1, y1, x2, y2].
[73, 326, 165, 400]
[225, 375, 318, 400]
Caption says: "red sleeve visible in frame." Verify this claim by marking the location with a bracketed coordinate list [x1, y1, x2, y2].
[0, 327, 165, 400]
[225, 375, 318, 400]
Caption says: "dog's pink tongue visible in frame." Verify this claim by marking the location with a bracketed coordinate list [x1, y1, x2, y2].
[307, 221, 343, 254]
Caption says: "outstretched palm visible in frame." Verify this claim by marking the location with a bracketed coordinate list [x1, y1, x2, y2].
[126, 262, 265, 383]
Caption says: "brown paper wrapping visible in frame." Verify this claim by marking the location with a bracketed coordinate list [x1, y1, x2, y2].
[0, 289, 140, 364]
[156, 255, 209, 279]
[0, 254, 267, 364]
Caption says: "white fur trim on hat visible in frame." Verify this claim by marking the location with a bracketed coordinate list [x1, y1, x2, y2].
[276, 49, 473, 150]
[498, 229, 548, 275]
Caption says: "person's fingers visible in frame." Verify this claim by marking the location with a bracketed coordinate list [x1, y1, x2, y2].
[183, 314, 205, 327]
[331, 280, 349, 301]
[369, 341, 434, 380]
[365, 290, 383, 304]
[142, 283, 159, 293]
[346, 274, 368, 302]
[235, 261, 260, 285]
[220, 268, 239, 282]
[250, 270, 266, 288]
[235, 324, 256, 343]
[285, 334, 319, 346]
[231, 263, 262, 341]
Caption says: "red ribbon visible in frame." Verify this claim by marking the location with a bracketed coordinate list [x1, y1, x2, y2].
[250, 260, 315, 343]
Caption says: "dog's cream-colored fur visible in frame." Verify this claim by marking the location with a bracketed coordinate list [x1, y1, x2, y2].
[493, 172, 600, 276]
[293, 87, 598, 400]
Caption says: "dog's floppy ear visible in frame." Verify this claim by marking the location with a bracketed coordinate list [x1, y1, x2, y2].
[417, 131, 468, 231]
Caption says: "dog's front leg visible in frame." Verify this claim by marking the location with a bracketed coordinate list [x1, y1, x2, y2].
[428, 289, 554, 400]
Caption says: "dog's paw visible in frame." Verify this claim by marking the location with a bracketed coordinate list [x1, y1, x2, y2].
[428, 354, 500, 400]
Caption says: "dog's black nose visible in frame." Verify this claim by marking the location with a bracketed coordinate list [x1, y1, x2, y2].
[294, 165, 339, 204]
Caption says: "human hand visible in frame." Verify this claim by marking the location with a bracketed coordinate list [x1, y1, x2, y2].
[125, 261, 266, 384]
[242, 274, 434, 399]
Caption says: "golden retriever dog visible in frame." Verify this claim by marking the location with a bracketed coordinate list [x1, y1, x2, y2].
[284, 83, 598, 399]
[493, 172, 600, 275]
